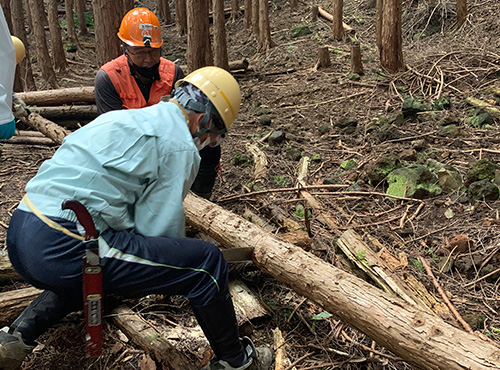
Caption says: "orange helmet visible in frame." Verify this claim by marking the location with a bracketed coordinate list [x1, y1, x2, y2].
[117, 8, 163, 48]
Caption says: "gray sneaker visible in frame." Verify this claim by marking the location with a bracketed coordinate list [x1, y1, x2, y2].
[0, 327, 35, 370]
[202, 337, 273, 370]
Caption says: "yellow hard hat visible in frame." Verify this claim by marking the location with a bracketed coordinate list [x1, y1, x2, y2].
[11, 36, 25, 64]
[175, 67, 241, 130]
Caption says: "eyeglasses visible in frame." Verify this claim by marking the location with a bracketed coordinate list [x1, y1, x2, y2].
[127, 48, 161, 59]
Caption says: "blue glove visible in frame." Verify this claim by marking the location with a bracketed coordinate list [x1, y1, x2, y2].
[0, 119, 15, 140]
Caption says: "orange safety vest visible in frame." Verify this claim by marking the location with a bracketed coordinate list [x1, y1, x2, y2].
[101, 55, 176, 109]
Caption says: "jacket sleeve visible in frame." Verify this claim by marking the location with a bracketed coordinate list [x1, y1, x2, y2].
[133, 147, 200, 238]
[0, 8, 15, 126]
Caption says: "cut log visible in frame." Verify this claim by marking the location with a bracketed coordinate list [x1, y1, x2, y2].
[111, 304, 198, 370]
[5, 135, 58, 146]
[0, 287, 42, 326]
[22, 113, 72, 145]
[16, 86, 96, 106]
[31, 105, 99, 120]
[0, 254, 22, 284]
[317, 6, 354, 34]
[183, 192, 500, 370]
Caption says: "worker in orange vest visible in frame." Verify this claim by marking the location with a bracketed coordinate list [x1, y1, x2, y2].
[95, 7, 221, 199]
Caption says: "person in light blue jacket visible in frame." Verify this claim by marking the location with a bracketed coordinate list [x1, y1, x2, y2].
[1, 66, 272, 370]
[0, 7, 16, 140]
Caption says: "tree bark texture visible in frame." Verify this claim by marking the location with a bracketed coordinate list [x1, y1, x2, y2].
[74, 0, 88, 36]
[0, 287, 42, 327]
[186, 0, 212, 72]
[350, 41, 363, 74]
[317, 7, 354, 34]
[23, 0, 32, 33]
[174, 0, 187, 35]
[17, 86, 96, 105]
[317, 46, 331, 68]
[251, 0, 258, 38]
[64, 0, 79, 48]
[10, 0, 37, 91]
[379, 0, 403, 73]
[47, 0, 68, 72]
[376, 0, 382, 51]
[23, 113, 72, 144]
[258, 0, 272, 52]
[183, 193, 500, 370]
[230, 0, 239, 21]
[112, 304, 198, 369]
[456, 0, 467, 27]
[92, 0, 121, 66]
[332, 0, 344, 40]
[244, 0, 251, 28]
[27, 0, 58, 88]
[122, 0, 133, 16]
[158, 0, 172, 24]
[31, 105, 99, 120]
[213, 0, 229, 71]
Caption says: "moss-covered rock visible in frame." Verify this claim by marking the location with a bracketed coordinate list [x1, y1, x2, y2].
[364, 154, 400, 184]
[468, 179, 499, 201]
[386, 165, 441, 198]
[465, 159, 498, 185]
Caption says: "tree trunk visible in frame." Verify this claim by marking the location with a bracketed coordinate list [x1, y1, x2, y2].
[23, 0, 32, 33]
[379, 0, 403, 73]
[230, 0, 239, 21]
[47, 0, 68, 72]
[27, 0, 58, 88]
[376, 0, 383, 51]
[317, 46, 331, 68]
[121, 0, 133, 16]
[244, 0, 251, 28]
[258, 0, 272, 52]
[213, 0, 229, 71]
[332, 0, 344, 40]
[251, 0, 258, 38]
[158, 0, 172, 24]
[174, 0, 187, 35]
[74, 0, 88, 36]
[350, 41, 363, 74]
[183, 193, 500, 370]
[186, 0, 212, 72]
[10, 0, 37, 91]
[17, 86, 96, 105]
[92, 0, 121, 66]
[64, 0, 80, 49]
[456, 0, 467, 27]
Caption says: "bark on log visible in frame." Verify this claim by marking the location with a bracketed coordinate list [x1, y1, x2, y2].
[111, 304, 198, 369]
[183, 193, 500, 370]
[31, 105, 99, 120]
[317, 46, 332, 68]
[16, 86, 96, 106]
[2, 136, 56, 146]
[0, 254, 22, 284]
[317, 6, 354, 34]
[0, 287, 42, 326]
[351, 41, 364, 75]
[22, 113, 72, 145]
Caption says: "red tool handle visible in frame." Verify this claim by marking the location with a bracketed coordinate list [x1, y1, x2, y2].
[61, 199, 98, 240]
[61, 199, 103, 358]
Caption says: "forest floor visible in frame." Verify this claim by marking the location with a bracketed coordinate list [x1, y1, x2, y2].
[1, 0, 500, 369]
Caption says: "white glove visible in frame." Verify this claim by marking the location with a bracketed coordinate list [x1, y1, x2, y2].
[12, 97, 29, 118]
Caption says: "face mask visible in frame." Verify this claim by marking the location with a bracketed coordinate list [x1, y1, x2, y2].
[193, 136, 211, 151]
[130, 61, 160, 79]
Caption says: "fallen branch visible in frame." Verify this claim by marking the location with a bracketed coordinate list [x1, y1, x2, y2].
[317, 7, 354, 34]
[183, 193, 500, 370]
[31, 105, 99, 120]
[21, 113, 71, 145]
[418, 257, 473, 333]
